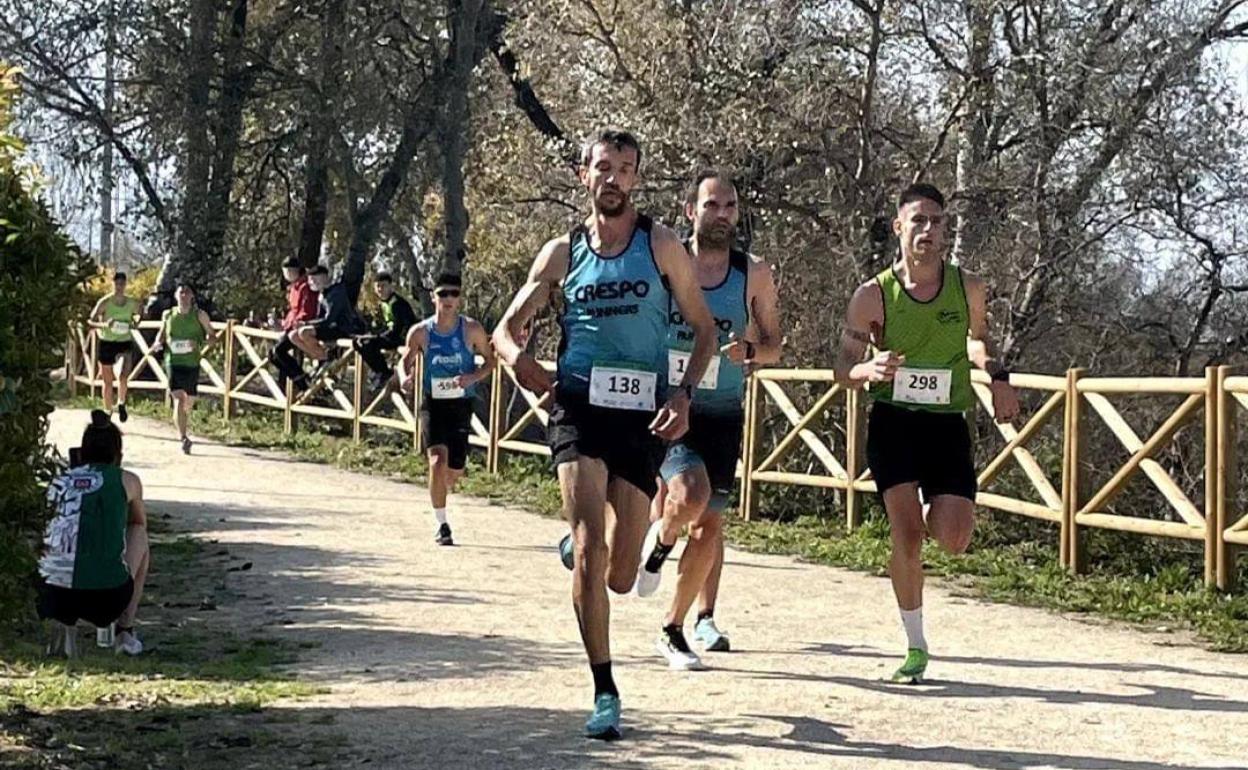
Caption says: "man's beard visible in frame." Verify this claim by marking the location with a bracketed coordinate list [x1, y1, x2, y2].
[595, 189, 629, 217]
[695, 223, 734, 250]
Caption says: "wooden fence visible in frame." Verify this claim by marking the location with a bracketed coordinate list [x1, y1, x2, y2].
[66, 322, 1245, 590]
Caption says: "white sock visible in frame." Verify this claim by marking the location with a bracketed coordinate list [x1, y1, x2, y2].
[900, 607, 927, 651]
[433, 507, 448, 525]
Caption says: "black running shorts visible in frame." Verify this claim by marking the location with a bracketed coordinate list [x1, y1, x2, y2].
[168, 365, 200, 396]
[97, 340, 135, 366]
[422, 397, 473, 470]
[547, 391, 664, 498]
[866, 400, 977, 502]
[36, 577, 134, 628]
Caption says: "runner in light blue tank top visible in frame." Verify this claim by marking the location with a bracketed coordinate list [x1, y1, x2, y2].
[667, 247, 750, 416]
[421, 316, 478, 399]
[558, 214, 671, 399]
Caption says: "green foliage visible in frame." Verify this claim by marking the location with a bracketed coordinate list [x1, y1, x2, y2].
[0, 64, 92, 621]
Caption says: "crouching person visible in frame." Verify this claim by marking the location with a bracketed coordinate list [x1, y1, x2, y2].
[38, 410, 150, 656]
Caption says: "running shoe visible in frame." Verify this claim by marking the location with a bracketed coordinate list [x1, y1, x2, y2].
[115, 629, 143, 656]
[435, 523, 454, 546]
[693, 616, 731, 652]
[181, 437, 192, 455]
[655, 627, 706, 671]
[584, 693, 621, 740]
[891, 647, 929, 684]
[559, 532, 574, 571]
[118, 403, 128, 423]
[634, 519, 673, 598]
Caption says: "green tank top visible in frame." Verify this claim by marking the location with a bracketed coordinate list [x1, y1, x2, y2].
[99, 297, 139, 342]
[870, 262, 972, 413]
[165, 307, 206, 368]
[40, 464, 130, 590]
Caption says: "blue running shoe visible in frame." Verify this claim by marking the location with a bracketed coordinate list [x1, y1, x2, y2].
[693, 616, 731, 652]
[584, 693, 621, 740]
[559, 533, 574, 571]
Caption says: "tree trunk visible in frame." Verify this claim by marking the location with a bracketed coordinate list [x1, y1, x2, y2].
[438, 0, 486, 277]
[950, 0, 994, 268]
[296, 0, 345, 269]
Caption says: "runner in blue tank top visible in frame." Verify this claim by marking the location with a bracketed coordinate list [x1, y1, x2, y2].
[492, 129, 717, 740]
[642, 171, 782, 670]
[399, 273, 495, 546]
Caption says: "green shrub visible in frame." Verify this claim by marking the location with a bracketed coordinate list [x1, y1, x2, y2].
[0, 64, 92, 620]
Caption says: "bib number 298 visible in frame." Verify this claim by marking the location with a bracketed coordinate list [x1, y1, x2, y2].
[892, 366, 952, 406]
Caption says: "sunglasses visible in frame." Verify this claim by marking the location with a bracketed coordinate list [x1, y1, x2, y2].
[435, 289, 461, 298]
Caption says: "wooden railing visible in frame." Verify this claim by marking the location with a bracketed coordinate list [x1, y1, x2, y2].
[65, 323, 1245, 590]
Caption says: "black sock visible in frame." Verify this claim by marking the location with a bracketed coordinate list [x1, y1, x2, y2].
[662, 623, 682, 638]
[644, 541, 676, 572]
[696, 610, 714, 623]
[591, 661, 618, 698]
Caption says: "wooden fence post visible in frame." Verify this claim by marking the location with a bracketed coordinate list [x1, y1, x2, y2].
[412, 355, 425, 454]
[222, 321, 236, 422]
[284, 378, 295, 435]
[352, 350, 364, 443]
[66, 327, 79, 397]
[487, 358, 503, 474]
[845, 386, 864, 531]
[88, 331, 99, 400]
[1204, 366, 1220, 587]
[1065, 367, 1087, 575]
[740, 373, 763, 521]
[1216, 365, 1238, 591]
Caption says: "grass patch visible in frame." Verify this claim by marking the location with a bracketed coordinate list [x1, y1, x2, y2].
[56, 391, 1248, 652]
[0, 493, 340, 768]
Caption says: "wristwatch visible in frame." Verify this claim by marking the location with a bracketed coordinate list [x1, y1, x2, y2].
[990, 368, 1011, 383]
[745, 341, 756, 361]
[678, 382, 693, 400]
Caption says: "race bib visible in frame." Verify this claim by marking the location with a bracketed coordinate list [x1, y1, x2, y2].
[589, 364, 656, 411]
[170, 339, 195, 355]
[431, 377, 465, 400]
[109, 320, 130, 335]
[893, 367, 952, 406]
[667, 350, 720, 390]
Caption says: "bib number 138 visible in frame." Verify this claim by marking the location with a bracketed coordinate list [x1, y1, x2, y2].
[589, 365, 656, 411]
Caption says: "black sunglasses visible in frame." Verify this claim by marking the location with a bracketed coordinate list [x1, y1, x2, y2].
[435, 289, 461, 298]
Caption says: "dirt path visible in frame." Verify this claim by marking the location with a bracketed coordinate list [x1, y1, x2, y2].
[49, 408, 1248, 770]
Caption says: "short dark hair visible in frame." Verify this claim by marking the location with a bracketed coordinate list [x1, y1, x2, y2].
[580, 128, 642, 170]
[281, 256, 301, 269]
[684, 168, 737, 207]
[374, 271, 393, 283]
[434, 272, 462, 289]
[113, 271, 127, 282]
[81, 410, 122, 465]
[308, 264, 329, 277]
[898, 183, 945, 211]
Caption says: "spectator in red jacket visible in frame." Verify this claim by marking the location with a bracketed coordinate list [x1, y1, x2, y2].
[281, 257, 319, 331]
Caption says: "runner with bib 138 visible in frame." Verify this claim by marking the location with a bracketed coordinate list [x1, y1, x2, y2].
[492, 129, 716, 740]
[833, 183, 1019, 684]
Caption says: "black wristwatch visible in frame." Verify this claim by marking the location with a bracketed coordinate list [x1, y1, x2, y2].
[990, 368, 1011, 384]
[677, 383, 693, 400]
[745, 341, 756, 361]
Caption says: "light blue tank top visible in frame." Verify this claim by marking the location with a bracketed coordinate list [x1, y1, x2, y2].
[422, 316, 477, 399]
[557, 215, 671, 398]
[668, 248, 750, 415]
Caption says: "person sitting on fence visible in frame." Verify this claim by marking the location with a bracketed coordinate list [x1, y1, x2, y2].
[354, 271, 418, 392]
[268, 257, 320, 390]
[38, 410, 150, 657]
[87, 270, 141, 423]
[279, 265, 365, 390]
[152, 282, 216, 455]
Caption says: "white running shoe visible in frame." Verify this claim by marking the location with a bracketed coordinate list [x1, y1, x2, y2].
[635, 519, 673, 598]
[115, 629, 143, 656]
[655, 628, 706, 671]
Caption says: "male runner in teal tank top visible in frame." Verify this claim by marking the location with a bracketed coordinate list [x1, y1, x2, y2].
[398, 273, 494, 546]
[834, 183, 1019, 683]
[493, 129, 717, 740]
[638, 171, 782, 672]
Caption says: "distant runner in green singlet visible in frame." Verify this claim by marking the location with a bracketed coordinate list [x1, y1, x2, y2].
[88, 271, 141, 422]
[153, 283, 216, 454]
[38, 410, 150, 656]
[833, 183, 1020, 683]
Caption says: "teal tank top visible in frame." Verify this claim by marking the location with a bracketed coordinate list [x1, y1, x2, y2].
[557, 215, 671, 397]
[668, 248, 750, 415]
[422, 316, 477, 399]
